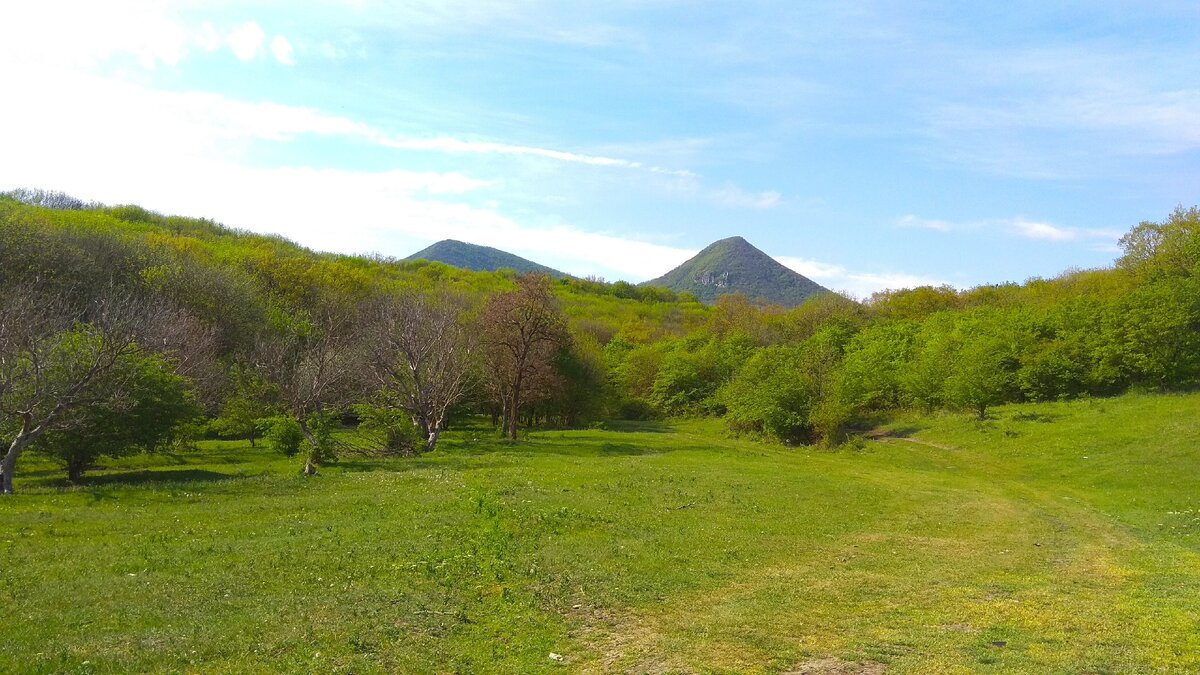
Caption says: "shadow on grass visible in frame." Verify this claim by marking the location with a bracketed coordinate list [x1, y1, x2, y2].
[334, 456, 519, 474]
[16, 468, 259, 500]
[602, 420, 673, 433]
[332, 431, 676, 468]
[878, 425, 923, 439]
[69, 469, 252, 490]
[1010, 411, 1060, 423]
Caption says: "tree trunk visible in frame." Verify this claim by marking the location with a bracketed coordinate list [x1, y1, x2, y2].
[1, 434, 31, 495]
[67, 459, 85, 484]
[506, 389, 521, 440]
[0, 446, 17, 495]
[976, 403, 987, 420]
[424, 425, 441, 453]
[297, 417, 319, 476]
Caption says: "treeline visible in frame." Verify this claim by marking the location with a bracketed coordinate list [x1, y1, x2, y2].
[1, 189, 1196, 492]
[624, 206, 1200, 444]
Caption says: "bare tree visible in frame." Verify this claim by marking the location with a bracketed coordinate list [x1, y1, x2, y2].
[366, 290, 475, 453]
[0, 284, 200, 494]
[3, 187, 87, 210]
[255, 300, 365, 475]
[481, 275, 568, 440]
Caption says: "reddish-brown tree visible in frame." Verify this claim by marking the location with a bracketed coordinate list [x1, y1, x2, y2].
[480, 275, 568, 440]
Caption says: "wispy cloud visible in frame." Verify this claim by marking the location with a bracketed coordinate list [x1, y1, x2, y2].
[776, 256, 946, 299]
[375, 136, 696, 177]
[898, 214, 1124, 246]
[0, 3, 308, 70]
[270, 35, 296, 65]
[897, 214, 954, 232]
[708, 185, 782, 210]
[227, 21, 266, 61]
[920, 44, 1200, 177]
[1009, 218, 1075, 241]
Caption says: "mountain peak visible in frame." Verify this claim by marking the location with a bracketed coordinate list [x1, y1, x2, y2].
[404, 240, 565, 278]
[641, 236, 828, 306]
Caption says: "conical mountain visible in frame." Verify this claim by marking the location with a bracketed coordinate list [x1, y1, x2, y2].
[641, 236, 828, 306]
[405, 240, 565, 278]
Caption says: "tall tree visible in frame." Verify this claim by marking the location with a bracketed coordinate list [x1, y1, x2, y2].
[481, 275, 568, 440]
[366, 289, 476, 453]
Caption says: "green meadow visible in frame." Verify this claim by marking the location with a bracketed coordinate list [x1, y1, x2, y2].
[4, 392, 1199, 673]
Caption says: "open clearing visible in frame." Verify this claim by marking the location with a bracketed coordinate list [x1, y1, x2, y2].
[3, 392, 1200, 673]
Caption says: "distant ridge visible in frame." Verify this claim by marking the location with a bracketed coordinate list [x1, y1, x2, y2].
[404, 239, 565, 278]
[641, 236, 828, 307]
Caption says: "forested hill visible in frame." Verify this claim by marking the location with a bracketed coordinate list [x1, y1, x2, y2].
[642, 235, 828, 306]
[404, 239, 565, 278]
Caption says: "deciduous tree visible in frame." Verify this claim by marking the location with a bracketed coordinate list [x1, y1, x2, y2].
[254, 299, 365, 475]
[33, 352, 200, 482]
[366, 289, 475, 453]
[480, 275, 568, 439]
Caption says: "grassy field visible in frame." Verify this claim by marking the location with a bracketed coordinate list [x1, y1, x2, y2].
[3, 393, 1200, 673]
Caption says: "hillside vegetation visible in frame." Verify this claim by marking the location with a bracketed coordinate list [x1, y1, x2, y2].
[405, 239, 567, 278]
[642, 235, 828, 306]
[3, 392, 1199, 672]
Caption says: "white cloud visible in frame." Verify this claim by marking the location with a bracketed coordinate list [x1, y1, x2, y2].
[897, 214, 954, 231]
[271, 35, 296, 65]
[922, 45, 1200, 178]
[900, 213, 1124, 247]
[709, 185, 782, 210]
[0, 1, 190, 69]
[1010, 218, 1075, 241]
[776, 256, 946, 299]
[228, 21, 266, 61]
[376, 136, 695, 177]
[195, 22, 224, 53]
[0, 4, 303, 70]
[1008, 218, 1124, 244]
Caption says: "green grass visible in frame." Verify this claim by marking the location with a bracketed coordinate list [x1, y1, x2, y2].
[3, 393, 1200, 673]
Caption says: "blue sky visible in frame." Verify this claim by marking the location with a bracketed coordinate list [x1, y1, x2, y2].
[1, 1, 1197, 296]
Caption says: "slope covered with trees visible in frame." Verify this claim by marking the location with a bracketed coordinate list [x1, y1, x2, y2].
[641, 235, 828, 306]
[404, 239, 566, 278]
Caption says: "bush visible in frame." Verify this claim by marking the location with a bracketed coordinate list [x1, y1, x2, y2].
[354, 404, 422, 455]
[617, 399, 656, 421]
[264, 417, 303, 456]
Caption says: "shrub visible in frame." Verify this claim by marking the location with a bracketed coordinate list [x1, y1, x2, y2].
[264, 417, 304, 456]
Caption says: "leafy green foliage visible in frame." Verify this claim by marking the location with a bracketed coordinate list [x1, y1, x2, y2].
[31, 351, 200, 481]
[354, 403, 422, 455]
[264, 416, 304, 457]
[720, 345, 815, 442]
